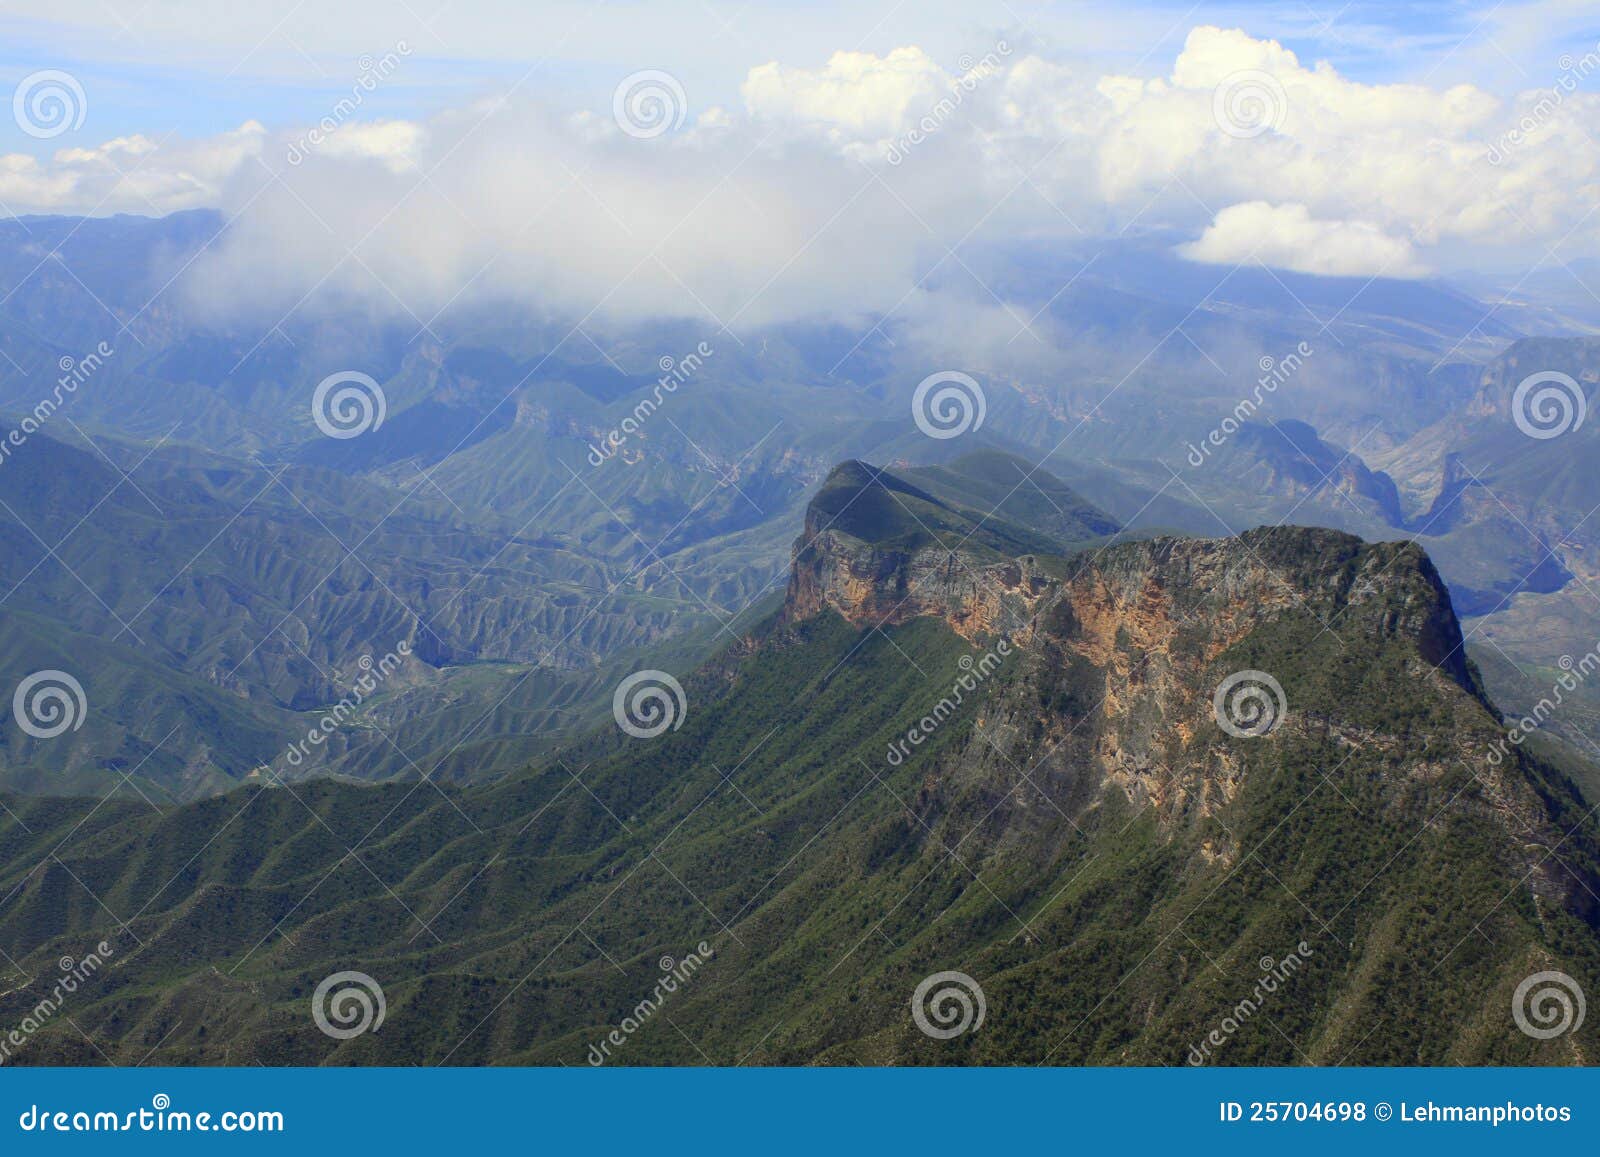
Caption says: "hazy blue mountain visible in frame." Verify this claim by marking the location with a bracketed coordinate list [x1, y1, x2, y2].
[0, 212, 1595, 799]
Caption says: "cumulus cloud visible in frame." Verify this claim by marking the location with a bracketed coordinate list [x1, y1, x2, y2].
[0, 123, 267, 215]
[1178, 201, 1431, 278]
[742, 47, 956, 144]
[4, 25, 1599, 322]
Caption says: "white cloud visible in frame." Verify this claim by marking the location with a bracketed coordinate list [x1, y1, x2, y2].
[1087, 26, 1505, 223]
[1178, 201, 1431, 278]
[0, 123, 266, 215]
[742, 47, 953, 143]
[289, 119, 425, 172]
[4, 25, 1599, 321]
[180, 102, 946, 329]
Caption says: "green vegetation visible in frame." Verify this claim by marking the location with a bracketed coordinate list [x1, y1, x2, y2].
[3, 485, 1597, 1067]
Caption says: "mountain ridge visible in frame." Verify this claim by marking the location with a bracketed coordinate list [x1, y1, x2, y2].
[2, 457, 1597, 1065]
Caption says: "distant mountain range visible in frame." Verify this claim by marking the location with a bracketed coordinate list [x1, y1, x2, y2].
[2, 456, 1596, 1065]
[0, 210, 1595, 803]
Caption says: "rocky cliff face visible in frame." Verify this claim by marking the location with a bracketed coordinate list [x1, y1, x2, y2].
[785, 501, 1060, 642]
[783, 462, 1594, 918]
[788, 472, 1473, 697]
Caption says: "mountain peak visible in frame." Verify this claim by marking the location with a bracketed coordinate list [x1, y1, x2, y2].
[804, 455, 1117, 554]
[789, 459, 1476, 699]
[787, 457, 1119, 637]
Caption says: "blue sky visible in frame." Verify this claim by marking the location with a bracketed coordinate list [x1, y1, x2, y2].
[2, 0, 1594, 156]
[4, 0, 1599, 305]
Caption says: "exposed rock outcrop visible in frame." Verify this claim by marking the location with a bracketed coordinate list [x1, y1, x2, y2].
[782, 461, 1595, 921]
